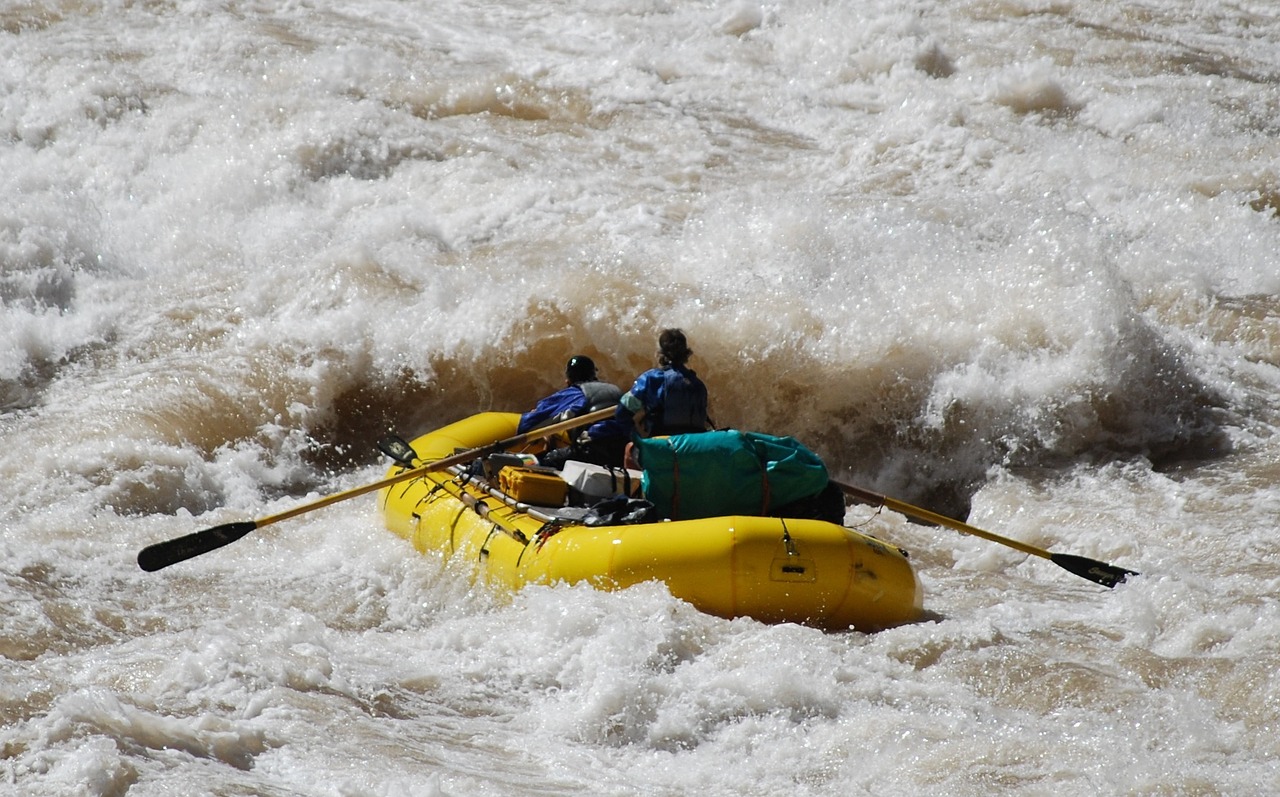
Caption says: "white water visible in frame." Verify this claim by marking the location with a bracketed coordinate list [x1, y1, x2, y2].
[3, 0, 1280, 793]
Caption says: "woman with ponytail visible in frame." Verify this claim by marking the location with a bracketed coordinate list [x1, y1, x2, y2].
[617, 328, 710, 437]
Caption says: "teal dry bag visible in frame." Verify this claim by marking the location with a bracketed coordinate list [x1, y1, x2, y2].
[634, 430, 829, 521]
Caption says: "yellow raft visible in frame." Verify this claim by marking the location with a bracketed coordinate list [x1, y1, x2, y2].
[378, 412, 923, 631]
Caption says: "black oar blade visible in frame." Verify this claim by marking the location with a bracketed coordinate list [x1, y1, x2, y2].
[377, 435, 419, 468]
[1050, 553, 1138, 589]
[136, 521, 259, 572]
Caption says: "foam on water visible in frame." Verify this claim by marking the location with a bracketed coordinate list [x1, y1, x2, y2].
[3, 0, 1280, 794]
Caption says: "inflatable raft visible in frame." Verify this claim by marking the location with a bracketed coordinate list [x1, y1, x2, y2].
[377, 412, 923, 631]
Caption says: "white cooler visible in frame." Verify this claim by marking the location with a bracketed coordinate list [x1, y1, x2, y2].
[560, 460, 644, 499]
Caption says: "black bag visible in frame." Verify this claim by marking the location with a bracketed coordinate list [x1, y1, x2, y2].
[770, 480, 846, 525]
[583, 495, 656, 526]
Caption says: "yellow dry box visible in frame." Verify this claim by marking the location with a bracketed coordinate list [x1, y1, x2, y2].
[499, 466, 568, 506]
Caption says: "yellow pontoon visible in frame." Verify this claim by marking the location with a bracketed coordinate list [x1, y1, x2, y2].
[378, 412, 923, 631]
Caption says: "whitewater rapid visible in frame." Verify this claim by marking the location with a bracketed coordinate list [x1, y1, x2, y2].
[3, 0, 1279, 794]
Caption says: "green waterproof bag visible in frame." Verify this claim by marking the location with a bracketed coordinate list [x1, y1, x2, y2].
[635, 430, 829, 521]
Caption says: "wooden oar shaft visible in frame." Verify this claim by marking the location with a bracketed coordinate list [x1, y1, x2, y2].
[138, 405, 619, 570]
[254, 405, 618, 531]
[833, 478, 1137, 588]
[836, 480, 1050, 561]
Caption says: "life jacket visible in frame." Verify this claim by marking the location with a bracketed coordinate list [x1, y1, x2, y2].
[574, 381, 629, 443]
[578, 381, 623, 413]
[652, 367, 707, 436]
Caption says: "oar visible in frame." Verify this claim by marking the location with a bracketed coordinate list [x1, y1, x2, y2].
[832, 479, 1138, 588]
[137, 405, 618, 572]
[377, 435, 420, 468]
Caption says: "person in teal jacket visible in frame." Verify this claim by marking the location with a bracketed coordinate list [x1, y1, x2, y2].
[617, 329, 710, 437]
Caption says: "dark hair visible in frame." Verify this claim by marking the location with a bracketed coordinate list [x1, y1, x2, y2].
[565, 355, 597, 383]
[658, 328, 691, 367]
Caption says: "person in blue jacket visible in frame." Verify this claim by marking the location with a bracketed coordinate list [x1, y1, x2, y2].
[519, 356, 630, 468]
[617, 329, 710, 437]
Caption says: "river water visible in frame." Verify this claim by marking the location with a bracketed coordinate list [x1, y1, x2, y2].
[2, 1, 1279, 794]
